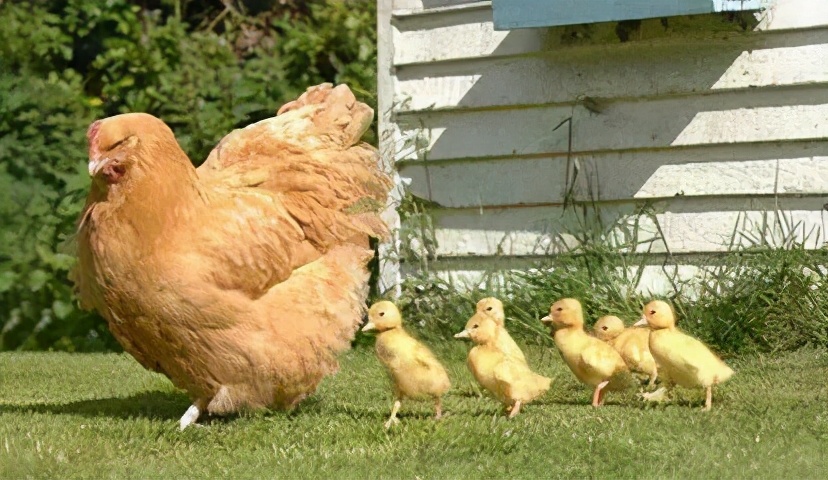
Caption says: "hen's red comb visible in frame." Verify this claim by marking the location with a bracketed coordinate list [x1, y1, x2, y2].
[86, 120, 101, 158]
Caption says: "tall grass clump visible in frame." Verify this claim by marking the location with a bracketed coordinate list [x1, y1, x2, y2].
[391, 199, 828, 356]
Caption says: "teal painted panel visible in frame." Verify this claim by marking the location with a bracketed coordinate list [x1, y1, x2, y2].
[493, 0, 765, 30]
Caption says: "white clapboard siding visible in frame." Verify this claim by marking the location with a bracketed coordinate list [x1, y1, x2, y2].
[431, 265, 706, 296]
[758, 0, 828, 30]
[392, 6, 545, 65]
[398, 142, 828, 207]
[393, 0, 482, 13]
[395, 37, 828, 111]
[426, 198, 827, 257]
[380, 0, 828, 294]
[396, 86, 828, 161]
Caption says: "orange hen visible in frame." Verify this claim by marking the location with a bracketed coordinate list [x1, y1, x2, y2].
[71, 84, 392, 429]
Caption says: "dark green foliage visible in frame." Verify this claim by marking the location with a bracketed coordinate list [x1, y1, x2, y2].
[0, 0, 377, 350]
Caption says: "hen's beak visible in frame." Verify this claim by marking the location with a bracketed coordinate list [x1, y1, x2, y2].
[361, 321, 376, 332]
[540, 315, 552, 324]
[454, 329, 470, 339]
[633, 317, 648, 327]
[88, 157, 110, 177]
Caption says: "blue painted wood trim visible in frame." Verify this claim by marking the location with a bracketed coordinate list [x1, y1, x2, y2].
[493, 0, 766, 31]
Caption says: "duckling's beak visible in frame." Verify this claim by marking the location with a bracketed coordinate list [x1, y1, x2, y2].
[361, 321, 377, 332]
[540, 315, 552, 324]
[633, 317, 648, 327]
[454, 329, 470, 339]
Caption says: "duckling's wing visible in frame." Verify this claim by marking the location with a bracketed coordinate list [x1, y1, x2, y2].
[626, 342, 643, 364]
[412, 342, 445, 373]
[497, 329, 528, 363]
[657, 333, 713, 374]
[494, 359, 550, 401]
[580, 342, 624, 377]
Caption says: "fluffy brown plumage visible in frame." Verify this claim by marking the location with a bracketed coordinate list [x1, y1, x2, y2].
[71, 83, 392, 428]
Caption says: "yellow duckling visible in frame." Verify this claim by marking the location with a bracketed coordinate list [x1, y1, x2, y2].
[362, 301, 451, 428]
[593, 315, 658, 386]
[542, 299, 633, 407]
[634, 300, 734, 411]
[476, 297, 527, 363]
[455, 313, 551, 418]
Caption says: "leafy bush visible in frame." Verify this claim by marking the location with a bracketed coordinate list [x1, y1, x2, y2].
[0, 0, 377, 350]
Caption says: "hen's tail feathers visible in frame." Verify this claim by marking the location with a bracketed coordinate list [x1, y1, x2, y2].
[276, 83, 373, 148]
[198, 83, 392, 249]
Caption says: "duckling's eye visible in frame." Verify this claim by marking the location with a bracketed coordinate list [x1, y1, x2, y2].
[556, 307, 563, 312]
[473, 324, 479, 329]
[379, 312, 385, 317]
[486, 306, 493, 311]
[601, 326, 608, 331]
[649, 310, 656, 315]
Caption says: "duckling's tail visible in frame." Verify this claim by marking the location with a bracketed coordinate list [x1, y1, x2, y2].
[716, 364, 735, 384]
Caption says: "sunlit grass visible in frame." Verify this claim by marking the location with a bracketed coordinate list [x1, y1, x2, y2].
[1, 346, 826, 478]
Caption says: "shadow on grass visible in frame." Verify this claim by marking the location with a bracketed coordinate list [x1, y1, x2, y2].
[0, 390, 191, 421]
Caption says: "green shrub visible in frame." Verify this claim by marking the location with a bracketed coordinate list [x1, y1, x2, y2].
[0, 0, 377, 350]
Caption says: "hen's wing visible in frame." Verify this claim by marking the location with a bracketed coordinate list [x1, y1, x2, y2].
[193, 84, 391, 298]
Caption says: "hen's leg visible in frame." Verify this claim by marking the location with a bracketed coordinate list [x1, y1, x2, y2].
[434, 397, 443, 420]
[179, 399, 207, 431]
[384, 400, 401, 429]
[592, 380, 609, 407]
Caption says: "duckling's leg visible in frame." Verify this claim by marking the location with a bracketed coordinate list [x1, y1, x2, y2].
[648, 368, 658, 387]
[384, 400, 402, 429]
[508, 400, 522, 418]
[433, 397, 443, 420]
[592, 380, 609, 407]
[179, 398, 208, 431]
[702, 386, 713, 411]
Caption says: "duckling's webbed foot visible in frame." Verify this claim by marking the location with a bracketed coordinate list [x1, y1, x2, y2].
[508, 400, 522, 418]
[640, 386, 670, 403]
[434, 397, 443, 420]
[384, 400, 402, 429]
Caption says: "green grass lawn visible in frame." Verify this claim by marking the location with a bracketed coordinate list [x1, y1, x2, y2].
[1, 344, 826, 478]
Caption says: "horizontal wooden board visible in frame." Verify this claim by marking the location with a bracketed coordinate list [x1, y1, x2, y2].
[410, 197, 827, 257]
[757, 0, 828, 30]
[394, 85, 828, 161]
[430, 264, 706, 297]
[393, 0, 485, 15]
[392, 8, 544, 66]
[394, 37, 828, 111]
[397, 141, 828, 207]
[391, 7, 778, 66]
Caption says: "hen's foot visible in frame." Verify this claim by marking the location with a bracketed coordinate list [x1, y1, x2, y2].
[179, 404, 202, 431]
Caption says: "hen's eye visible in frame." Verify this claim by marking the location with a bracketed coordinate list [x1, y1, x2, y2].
[379, 312, 385, 317]
[486, 306, 493, 311]
[105, 137, 129, 151]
